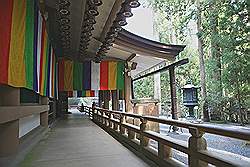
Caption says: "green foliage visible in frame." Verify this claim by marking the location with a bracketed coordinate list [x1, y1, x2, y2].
[147, 0, 196, 43]
[203, 0, 249, 121]
[133, 75, 154, 99]
[133, 0, 249, 122]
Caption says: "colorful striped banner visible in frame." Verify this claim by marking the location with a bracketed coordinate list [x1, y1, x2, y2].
[0, 0, 13, 84]
[91, 61, 100, 90]
[100, 61, 109, 90]
[77, 90, 96, 97]
[83, 61, 91, 90]
[0, 0, 57, 98]
[108, 61, 117, 90]
[8, 0, 26, 87]
[117, 62, 125, 90]
[58, 60, 125, 92]
[64, 60, 73, 91]
[73, 62, 83, 90]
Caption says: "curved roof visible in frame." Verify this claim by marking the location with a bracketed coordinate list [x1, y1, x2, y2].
[114, 29, 185, 61]
[44, 0, 186, 77]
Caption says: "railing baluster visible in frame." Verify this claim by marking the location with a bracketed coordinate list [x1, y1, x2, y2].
[158, 142, 172, 160]
[188, 127, 208, 167]
[140, 117, 148, 148]
[83, 106, 250, 167]
[114, 115, 119, 131]
[100, 110, 104, 125]
[120, 114, 125, 135]
[128, 128, 135, 140]
[108, 113, 112, 128]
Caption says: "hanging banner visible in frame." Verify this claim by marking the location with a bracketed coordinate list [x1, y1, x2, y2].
[0, 0, 57, 98]
[58, 60, 125, 92]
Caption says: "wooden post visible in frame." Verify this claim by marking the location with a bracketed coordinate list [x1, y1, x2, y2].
[112, 90, 119, 110]
[169, 67, 178, 120]
[158, 143, 172, 160]
[103, 91, 109, 126]
[103, 90, 109, 109]
[128, 129, 135, 140]
[101, 111, 105, 125]
[112, 90, 119, 130]
[131, 79, 135, 99]
[40, 97, 48, 127]
[140, 118, 149, 148]
[119, 114, 125, 134]
[125, 73, 133, 112]
[188, 127, 208, 167]
[154, 73, 161, 114]
[108, 113, 112, 129]
[98, 90, 103, 107]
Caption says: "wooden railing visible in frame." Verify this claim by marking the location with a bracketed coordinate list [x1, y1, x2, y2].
[82, 106, 250, 167]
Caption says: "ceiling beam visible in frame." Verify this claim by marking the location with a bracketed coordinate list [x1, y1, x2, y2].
[133, 58, 189, 81]
[126, 53, 136, 62]
[99, 0, 124, 42]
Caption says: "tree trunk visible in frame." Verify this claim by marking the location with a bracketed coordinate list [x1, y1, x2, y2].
[197, 0, 210, 122]
[236, 76, 244, 125]
[210, 0, 223, 119]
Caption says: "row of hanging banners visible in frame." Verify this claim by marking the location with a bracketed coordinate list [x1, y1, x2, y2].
[0, 0, 57, 98]
[0, 0, 126, 99]
[58, 59, 125, 98]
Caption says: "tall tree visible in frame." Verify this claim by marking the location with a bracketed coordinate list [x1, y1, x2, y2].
[196, 0, 209, 121]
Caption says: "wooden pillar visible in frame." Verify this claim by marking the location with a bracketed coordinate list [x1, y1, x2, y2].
[131, 80, 135, 99]
[154, 72, 161, 114]
[98, 90, 103, 107]
[125, 73, 133, 112]
[53, 99, 57, 119]
[103, 90, 110, 109]
[188, 127, 208, 167]
[40, 111, 48, 127]
[169, 67, 178, 120]
[111, 90, 119, 110]
[40, 97, 48, 127]
[112, 90, 119, 130]
[41, 96, 48, 105]
[158, 143, 172, 159]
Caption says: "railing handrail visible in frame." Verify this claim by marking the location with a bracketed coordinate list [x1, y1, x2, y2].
[92, 106, 250, 141]
[83, 105, 250, 167]
[143, 115, 250, 141]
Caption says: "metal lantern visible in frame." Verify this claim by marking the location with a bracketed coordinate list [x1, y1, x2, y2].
[182, 81, 200, 118]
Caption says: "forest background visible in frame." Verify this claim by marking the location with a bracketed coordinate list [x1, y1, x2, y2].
[133, 0, 249, 124]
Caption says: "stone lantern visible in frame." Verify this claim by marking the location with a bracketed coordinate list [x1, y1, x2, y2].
[182, 81, 200, 118]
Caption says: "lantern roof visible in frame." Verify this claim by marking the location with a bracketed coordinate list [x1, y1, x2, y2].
[182, 83, 200, 89]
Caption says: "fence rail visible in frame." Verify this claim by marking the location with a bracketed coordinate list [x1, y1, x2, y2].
[82, 106, 250, 167]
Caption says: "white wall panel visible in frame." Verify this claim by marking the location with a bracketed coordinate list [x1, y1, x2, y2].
[19, 114, 40, 138]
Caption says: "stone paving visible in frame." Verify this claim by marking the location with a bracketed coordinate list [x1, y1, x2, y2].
[20, 111, 153, 167]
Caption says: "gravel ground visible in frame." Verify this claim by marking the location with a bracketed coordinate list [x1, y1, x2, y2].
[156, 122, 250, 164]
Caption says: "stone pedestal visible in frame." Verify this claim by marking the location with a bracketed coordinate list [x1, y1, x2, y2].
[0, 120, 19, 157]
[0, 85, 20, 157]
[40, 111, 48, 127]
[132, 100, 160, 132]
